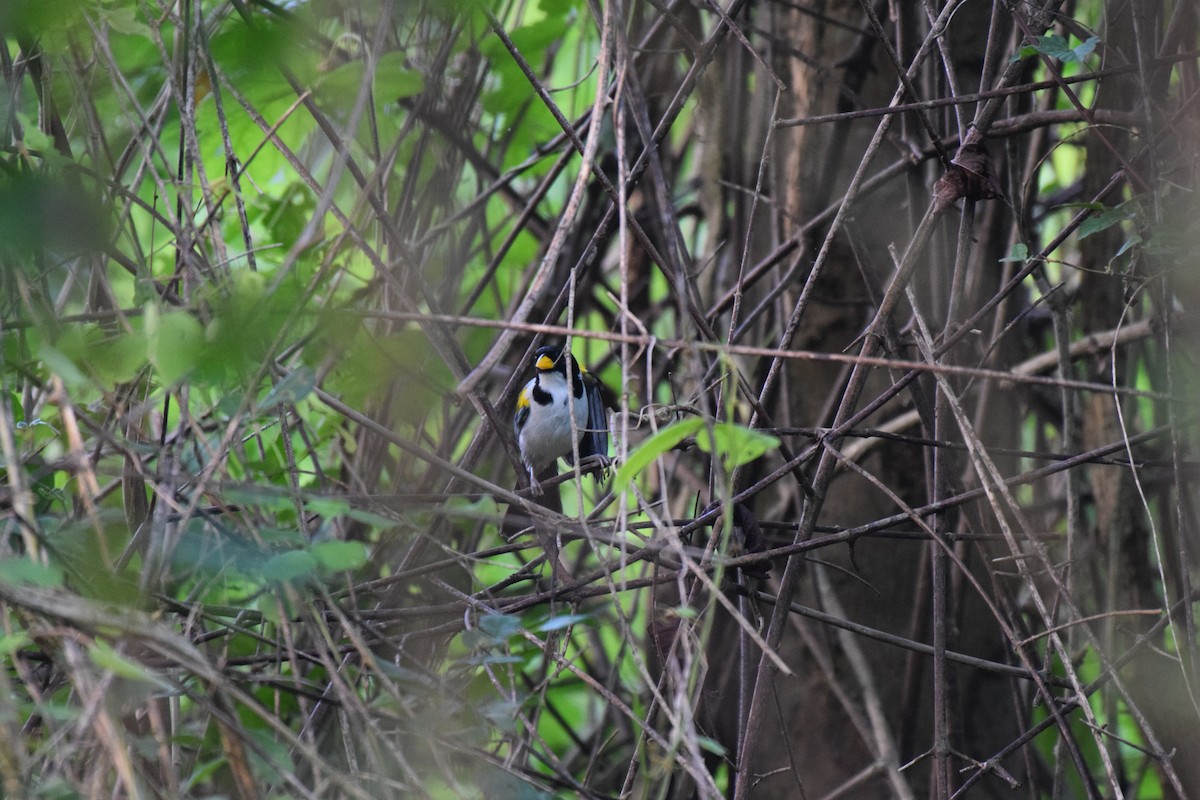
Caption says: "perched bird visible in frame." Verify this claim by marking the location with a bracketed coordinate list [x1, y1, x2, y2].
[513, 344, 611, 494]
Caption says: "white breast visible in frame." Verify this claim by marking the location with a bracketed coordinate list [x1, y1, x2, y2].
[518, 372, 589, 471]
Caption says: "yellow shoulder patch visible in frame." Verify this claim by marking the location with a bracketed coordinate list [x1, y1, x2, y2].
[516, 387, 531, 409]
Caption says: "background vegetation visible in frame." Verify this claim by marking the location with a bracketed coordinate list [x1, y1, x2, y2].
[1, 0, 1198, 797]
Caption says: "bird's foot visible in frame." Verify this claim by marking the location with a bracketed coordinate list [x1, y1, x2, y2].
[579, 453, 612, 477]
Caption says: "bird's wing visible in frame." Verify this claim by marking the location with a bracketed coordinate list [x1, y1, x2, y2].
[579, 374, 610, 462]
[513, 386, 531, 435]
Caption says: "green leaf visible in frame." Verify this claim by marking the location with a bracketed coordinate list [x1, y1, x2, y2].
[0, 170, 108, 255]
[536, 613, 590, 632]
[0, 557, 65, 588]
[145, 306, 205, 386]
[97, 4, 151, 38]
[1011, 33, 1099, 63]
[89, 640, 164, 685]
[35, 343, 88, 387]
[613, 417, 705, 492]
[696, 423, 781, 468]
[305, 497, 352, 517]
[697, 736, 728, 757]
[477, 613, 523, 642]
[479, 14, 571, 62]
[672, 605, 698, 620]
[319, 55, 425, 104]
[1037, 33, 1074, 61]
[311, 540, 368, 572]
[260, 366, 316, 408]
[16, 113, 70, 167]
[223, 485, 294, 512]
[1114, 234, 1143, 258]
[1078, 204, 1134, 240]
[0, 632, 32, 656]
[344, 508, 398, 529]
[86, 329, 148, 386]
[262, 550, 318, 582]
[1070, 35, 1101, 62]
[479, 768, 554, 800]
[463, 652, 524, 666]
[480, 700, 522, 734]
[374, 52, 426, 100]
[1000, 243, 1029, 263]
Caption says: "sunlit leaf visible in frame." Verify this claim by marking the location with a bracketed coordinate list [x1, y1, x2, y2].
[696, 423, 781, 468]
[613, 417, 704, 492]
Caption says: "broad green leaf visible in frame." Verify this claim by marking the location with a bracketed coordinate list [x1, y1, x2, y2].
[16, 113, 71, 167]
[480, 700, 522, 734]
[145, 306, 205, 386]
[1079, 203, 1134, 240]
[305, 497, 352, 517]
[262, 550, 318, 582]
[97, 4, 151, 38]
[1114, 234, 1143, 258]
[318, 55, 425, 105]
[1012, 33, 1100, 63]
[312, 540, 368, 572]
[223, 486, 294, 512]
[479, 14, 571, 62]
[463, 652, 524, 666]
[35, 343, 88, 387]
[260, 366, 316, 408]
[0, 170, 108, 255]
[0, 632, 31, 656]
[345, 508, 399, 529]
[479, 768, 554, 800]
[52, 324, 146, 387]
[89, 640, 165, 685]
[672, 605, 699, 620]
[1000, 243, 1029, 262]
[696, 423, 781, 468]
[536, 613, 590, 632]
[477, 613, 523, 642]
[613, 417, 705, 492]
[374, 52, 426, 100]
[1069, 35, 1101, 62]
[0, 557, 65, 587]
[85, 329, 147, 385]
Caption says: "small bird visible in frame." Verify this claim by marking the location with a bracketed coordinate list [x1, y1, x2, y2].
[513, 344, 611, 494]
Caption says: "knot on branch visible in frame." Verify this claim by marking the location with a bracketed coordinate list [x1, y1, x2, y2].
[933, 143, 1003, 211]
